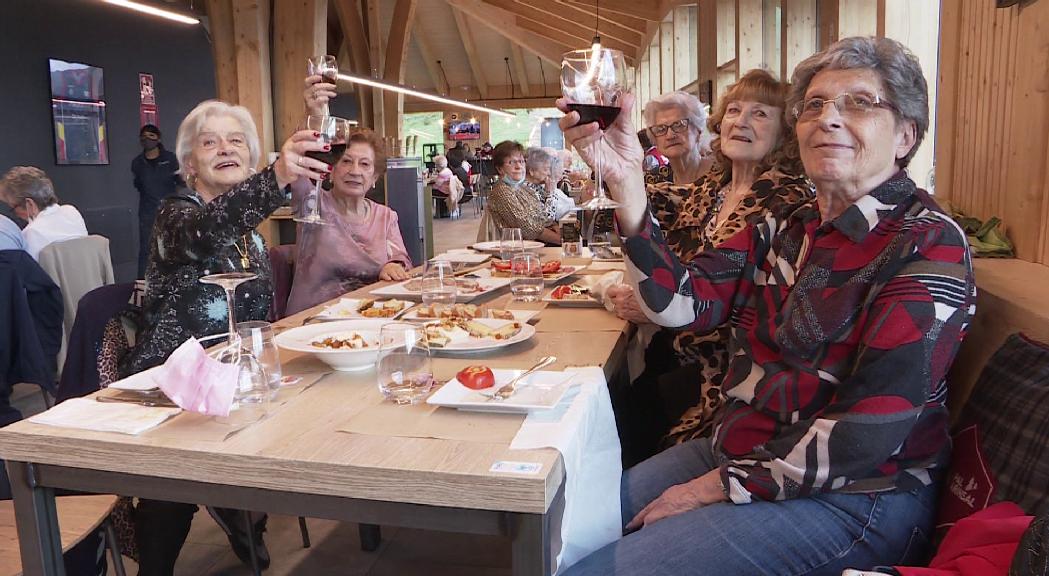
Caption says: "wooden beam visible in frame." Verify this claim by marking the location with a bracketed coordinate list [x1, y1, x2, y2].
[510, 43, 531, 97]
[697, 0, 717, 101]
[487, 0, 643, 47]
[231, 0, 273, 157]
[563, 0, 670, 21]
[782, 0, 817, 81]
[414, 27, 447, 95]
[205, 0, 238, 104]
[272, 0, 326, 143]
[672, 6, 692, 90]
[404, 95, 558, 113]
[332, 0, 373, 128]
[838, 0, 877, 38]
[660, 19, 674, 92]
[451, 8, 489, 99]
[446, 0, 570, 66]
[383, 0, 417, 141]
[365, 0, 384, 132]
[513, 13, 638, 63]
[736, 0, 763, 74]
[818, 0, 838, 49]
[484, 0, 639, 59]
[553, 0, 648, 32]
[649, 35, 660, 98]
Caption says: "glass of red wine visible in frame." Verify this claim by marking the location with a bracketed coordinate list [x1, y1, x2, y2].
[295, 115, 351, 225]
[561, 47, 628, 210]
[308, 55, 339, 113]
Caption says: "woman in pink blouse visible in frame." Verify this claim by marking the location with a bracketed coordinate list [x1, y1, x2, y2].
[286, 128, 412, 315]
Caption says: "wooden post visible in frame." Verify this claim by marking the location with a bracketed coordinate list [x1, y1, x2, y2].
[231, 0, 273, 157]
[383, 0, 418, 144]
[736, 0, 764, 74]
[660, 19, 674, 92]
[673, 6, 692, 90]
[272, 0, 326, 143]
[697, 0, 717, 104]
[782, 0, 817, 80]
[207, 0, 238, 104]
[365, 0, 385, 133]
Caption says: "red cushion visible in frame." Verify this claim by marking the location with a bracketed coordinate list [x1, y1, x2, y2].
[936, 424, 998, 538]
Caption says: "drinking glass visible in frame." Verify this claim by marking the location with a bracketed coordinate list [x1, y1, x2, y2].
[199, 272, 258, 345]
[510, 253, 543, 302]
[236, 321, 282, 398]
[421, 260, 457, 309]
[295, 115, 352, 225]
[561, 47, 629, 210]
[377, 323, 434, 405]
[500, 227, 524, 260]
[308, 55, 339, 86]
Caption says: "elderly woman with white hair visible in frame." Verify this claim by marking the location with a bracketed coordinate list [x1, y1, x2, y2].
[429, 153, 463, 215]
[525, 146, 576, 226]
[643, 90, 714, 187]
[120, 99, 328, 575]
[559, 36, 975, 575]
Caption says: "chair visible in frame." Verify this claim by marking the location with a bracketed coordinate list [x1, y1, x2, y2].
[37, 235, 114, 377]
[267, 245, 295, 321]
[0, 250, 62, 408]
[0, 494, 126, 576]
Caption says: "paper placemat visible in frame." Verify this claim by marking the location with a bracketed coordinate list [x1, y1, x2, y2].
[337, 397, 526, 443]
[29, 398, 181, 435]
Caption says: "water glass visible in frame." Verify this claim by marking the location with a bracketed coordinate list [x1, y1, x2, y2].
[510, 253, 544, 302]
[213, 336, 271, 424]
[377, 323, 434, 405]
[236, 321, 282, 398]
[500, 228, 524, 260]
[421, 260, 457, 308]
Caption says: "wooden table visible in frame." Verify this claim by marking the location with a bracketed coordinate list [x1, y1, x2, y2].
[0, 254, 630, 575]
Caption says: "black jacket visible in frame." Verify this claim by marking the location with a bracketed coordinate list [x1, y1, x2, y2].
[132, 147, 182, 217]
[0, 250, 62, 404]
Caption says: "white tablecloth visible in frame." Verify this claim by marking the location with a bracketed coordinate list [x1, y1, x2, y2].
[510, 366, 622, 573]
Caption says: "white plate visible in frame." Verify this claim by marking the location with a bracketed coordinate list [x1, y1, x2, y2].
[314, 298, 410, 320]
[431, 251, 490, 264]
[427, 369, 576, 413]
[370, 276, 511, 302]
[470, 240, 545, 254]
[582, 246, 624, 261]
[401, 307, 541, 323]
[273, 319, 391, 371]
[425, 319, 536, 352]
[542, 289, 604, 307]
[488, 263, 587, 284]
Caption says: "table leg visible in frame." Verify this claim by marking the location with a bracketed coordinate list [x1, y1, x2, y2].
[510, 512, 551, 576]
[6, 461, 67, 576]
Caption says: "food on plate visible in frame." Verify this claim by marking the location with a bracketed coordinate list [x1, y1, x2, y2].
[490, 259, 571, 279]
[310, 331, 373, 349]
[360, 299, 406, 318]
[415, 303, 479, 319]
[456, 365, 495, 390]
[423, 318, 523, 347]
[403, 277, 484, 294]
[541, 260, 562, 275]
[551, 284, 592, 301]
[486, 309, 516, 320]
[491, 260, 512, 273]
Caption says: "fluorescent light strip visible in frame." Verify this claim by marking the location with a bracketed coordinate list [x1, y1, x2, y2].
[102, 0, 200, 25]
[337, 72, 516, 118]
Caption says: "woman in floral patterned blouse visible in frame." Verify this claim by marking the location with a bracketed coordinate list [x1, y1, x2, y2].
[120, 100, 329, 575]
[608, 70, 813, 465]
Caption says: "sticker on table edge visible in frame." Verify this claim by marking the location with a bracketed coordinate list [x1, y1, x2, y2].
[489, 460, 543, 475]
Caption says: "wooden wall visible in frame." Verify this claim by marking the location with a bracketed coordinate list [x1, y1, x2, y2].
[936, 0, 1049, 264]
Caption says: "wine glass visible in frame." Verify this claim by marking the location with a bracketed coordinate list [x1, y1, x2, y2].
[308, 55, 339, 117]
[561, 47, 629, 210]
[421, 260, 456, 311]
[377, 323, 434, 405]
[510, 252, 543, 302]
[295, 115, 352, 225]
[500, 227, 524, 261]
[199, 272, 258, 345]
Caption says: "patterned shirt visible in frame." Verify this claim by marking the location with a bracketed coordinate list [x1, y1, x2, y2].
[121, 168, 284, 375]
[624, 172, 976, 502]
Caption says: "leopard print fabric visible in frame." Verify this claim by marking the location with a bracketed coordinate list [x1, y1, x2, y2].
[648, 164, 813, 447]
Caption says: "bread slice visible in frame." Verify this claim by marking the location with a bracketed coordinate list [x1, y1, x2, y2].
[491, 322, 522, 340]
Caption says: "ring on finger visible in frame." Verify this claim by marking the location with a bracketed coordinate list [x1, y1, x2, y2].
[297, 156, 305, 167]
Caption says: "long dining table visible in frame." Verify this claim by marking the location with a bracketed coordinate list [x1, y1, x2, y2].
[0, 249, 632, 575]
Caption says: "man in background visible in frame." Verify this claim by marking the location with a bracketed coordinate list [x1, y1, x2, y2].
[0, 166, 87, 260]
[131, 124, 181, 277]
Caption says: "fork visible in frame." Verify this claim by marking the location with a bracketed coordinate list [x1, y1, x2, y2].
[485, 356, 557, 401]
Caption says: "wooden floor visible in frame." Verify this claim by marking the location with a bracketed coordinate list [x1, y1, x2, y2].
[10, 203, 513, 575]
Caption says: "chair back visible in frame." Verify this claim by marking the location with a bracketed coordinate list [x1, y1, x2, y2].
[268, 244, 295, 321]
[37, 235, 114, 372]
[56, 283, 134, 402]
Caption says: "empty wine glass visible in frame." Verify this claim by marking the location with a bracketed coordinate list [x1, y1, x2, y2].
[215, 336, 271, 424]
[295, 115, 352, 225]
[561, 47, 629, 210]
[500, 227, 524, 261]
[199, 272, 258, 345]
[377, 323, 434, 405]
[421, 260, 456, 310]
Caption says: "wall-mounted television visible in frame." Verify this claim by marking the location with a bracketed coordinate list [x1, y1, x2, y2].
[49, 58, 109, 165]
[447, 119, 480, 141]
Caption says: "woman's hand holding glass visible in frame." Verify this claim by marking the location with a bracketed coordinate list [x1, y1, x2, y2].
[273, 129, 331, 190]
[557, 92, 649, 235]
[304, 74, 337, 118]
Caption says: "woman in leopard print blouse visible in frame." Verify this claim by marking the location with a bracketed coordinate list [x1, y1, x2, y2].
[609, 70, 813, 464]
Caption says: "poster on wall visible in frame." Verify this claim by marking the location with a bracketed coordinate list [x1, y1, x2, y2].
[49, 58, 109, 165]
[139, 73, 158, 126]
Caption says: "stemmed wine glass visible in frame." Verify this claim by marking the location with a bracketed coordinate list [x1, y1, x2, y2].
[308, 55, 339, 116]
[295, 115, 352, 225]
[199, 272, 258, 346]
[561, 47, 629, 210]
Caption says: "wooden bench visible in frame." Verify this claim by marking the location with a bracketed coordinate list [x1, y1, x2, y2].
[0, 495, 123, 576]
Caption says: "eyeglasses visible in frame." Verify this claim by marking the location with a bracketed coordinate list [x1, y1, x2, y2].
[792, 93, 895, 121]
[197, 131, 249, 151]
[649, 118, 690, 136]
[503, 157, 526, 166]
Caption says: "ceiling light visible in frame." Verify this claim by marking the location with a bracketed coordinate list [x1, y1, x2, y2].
[337, 72, 514, 118]
[101, 0, 200, 25]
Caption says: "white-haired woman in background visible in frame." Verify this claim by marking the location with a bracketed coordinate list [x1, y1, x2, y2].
[120, 99, 328, 576]
[643, 90, 715, 187]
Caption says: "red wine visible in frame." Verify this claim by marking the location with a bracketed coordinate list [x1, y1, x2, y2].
[321, 71, 338, 84]
[567, 103, 621, 130]
[305, 142, 346, 167]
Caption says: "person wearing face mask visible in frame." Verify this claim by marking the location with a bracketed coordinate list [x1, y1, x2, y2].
[0, 167, 88, 261]
[119, 99, 327, 575]
[132, 124, 183, 277]
[483, 140, 561, 244]
[605, 70, 813, 466]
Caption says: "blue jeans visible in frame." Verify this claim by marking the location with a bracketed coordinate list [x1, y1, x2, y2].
[562, 438, 936, 576]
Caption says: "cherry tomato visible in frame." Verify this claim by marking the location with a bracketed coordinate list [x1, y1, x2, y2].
[492, 260, 512, 272]
[551, 285, 572, 299]
[541, 260, 562, 274]
[457, 365, 495, 390]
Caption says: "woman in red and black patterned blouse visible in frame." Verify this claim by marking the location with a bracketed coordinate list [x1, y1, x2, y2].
[560, 37, 975, 576]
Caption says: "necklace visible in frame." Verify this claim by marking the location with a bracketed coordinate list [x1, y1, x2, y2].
[233, 234, 251, 270]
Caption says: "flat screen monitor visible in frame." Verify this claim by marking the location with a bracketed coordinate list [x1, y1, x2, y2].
[49, 58, 105, 102]
[447, 119, 480, 141]
[49, 58, 108, 164]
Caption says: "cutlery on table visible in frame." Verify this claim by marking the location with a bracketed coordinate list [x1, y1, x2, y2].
[483, 356, 557, 401]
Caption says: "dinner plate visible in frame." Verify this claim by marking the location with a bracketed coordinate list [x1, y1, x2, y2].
[427, 369, 576, 413]
[273, 319, 390, 371]
[313, 298, 411, 320]
[430, 251, 491, 264]
[401, 307, 541, 323]
[370, 276, 511, 302]
[488, 263, 586, 284]
[425, 319, 536, 353]
[542, 287, 604, 307]
[470, 240, 545, 254]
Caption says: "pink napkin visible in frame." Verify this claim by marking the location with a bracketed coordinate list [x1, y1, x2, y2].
[153, 337, 239, 417]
